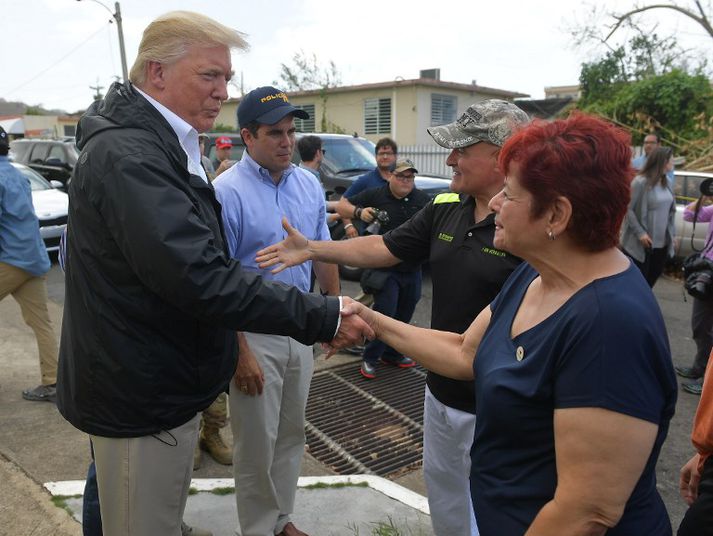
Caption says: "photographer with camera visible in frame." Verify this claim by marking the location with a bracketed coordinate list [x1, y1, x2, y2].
[335, 158, 430, 378]
[677, 178, 713, 395]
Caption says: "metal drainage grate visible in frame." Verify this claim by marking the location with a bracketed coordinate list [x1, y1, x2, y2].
[305, 361, 426, 478]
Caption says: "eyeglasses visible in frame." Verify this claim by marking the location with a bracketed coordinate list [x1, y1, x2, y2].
[393, 174, 415, 182]
[320, 149, 326, 155]
[377, 151, 395, 157]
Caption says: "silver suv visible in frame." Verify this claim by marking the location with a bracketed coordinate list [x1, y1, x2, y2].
[9, 138, 78, 189]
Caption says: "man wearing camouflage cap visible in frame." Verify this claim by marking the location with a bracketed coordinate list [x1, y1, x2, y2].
[255, 99, 530, 535]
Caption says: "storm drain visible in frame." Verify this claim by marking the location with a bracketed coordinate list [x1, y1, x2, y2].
[305, 362, 426, 478]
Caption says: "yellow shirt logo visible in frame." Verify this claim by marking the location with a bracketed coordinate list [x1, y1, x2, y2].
[438, 232, 454, 242]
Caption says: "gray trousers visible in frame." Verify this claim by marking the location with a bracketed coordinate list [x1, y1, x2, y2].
[691, 297, 713, 374]
[423, 386, 479, 536]
[91, 414, 200, 536]
[230, 333, 313, 536]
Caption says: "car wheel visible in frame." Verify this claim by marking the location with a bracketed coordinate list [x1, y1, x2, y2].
[330, 222, 364, 281]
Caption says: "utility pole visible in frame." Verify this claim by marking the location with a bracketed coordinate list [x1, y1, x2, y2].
[89, 81, 105, 101]
[113, 2, 128, 82]
[77, 0, 129, 82]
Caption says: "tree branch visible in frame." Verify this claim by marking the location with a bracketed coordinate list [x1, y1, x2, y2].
[606, 3, 713, 41]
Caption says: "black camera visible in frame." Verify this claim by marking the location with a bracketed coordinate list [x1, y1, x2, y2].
[683, 256, 713, 300]
[700, 178, 713, 196]
[365, 209, 390, 235]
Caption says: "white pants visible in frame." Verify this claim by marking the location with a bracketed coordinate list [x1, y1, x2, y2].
[91, 414, 201, 536]
[423, 385, 479, 536]
[230, 333, 313, 536]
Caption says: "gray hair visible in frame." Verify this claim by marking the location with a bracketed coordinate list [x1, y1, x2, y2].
[129, 11, 248, 85]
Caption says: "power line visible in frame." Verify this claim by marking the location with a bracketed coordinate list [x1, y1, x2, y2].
[3, 23, 110, 98]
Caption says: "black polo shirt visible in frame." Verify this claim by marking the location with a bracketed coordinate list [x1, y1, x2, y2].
[383, 193, 522, 413]
[349, 184, 430, 272]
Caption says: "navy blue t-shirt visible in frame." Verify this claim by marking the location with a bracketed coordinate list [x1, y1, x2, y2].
[471, 262, 676, 535]
[343, 168, 386, 199]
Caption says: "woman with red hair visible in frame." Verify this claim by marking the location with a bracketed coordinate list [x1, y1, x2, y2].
[342, 113, 677, 535]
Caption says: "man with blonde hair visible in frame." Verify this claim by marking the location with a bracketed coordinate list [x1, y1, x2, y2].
[57, 11, 371, 536]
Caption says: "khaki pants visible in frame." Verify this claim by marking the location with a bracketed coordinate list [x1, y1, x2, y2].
[91, 414, 200, 536]
[230, 333, 313, 536]
[0, 262, 58, 384]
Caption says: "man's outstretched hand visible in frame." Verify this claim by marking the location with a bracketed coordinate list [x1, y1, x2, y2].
[256, 217, 311, 274]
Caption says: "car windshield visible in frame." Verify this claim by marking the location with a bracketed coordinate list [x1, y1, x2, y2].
[321, 138, 376, 174]
[14, 164, 51, 191]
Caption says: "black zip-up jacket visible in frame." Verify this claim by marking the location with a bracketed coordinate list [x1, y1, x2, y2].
[57, 83, 339, 437]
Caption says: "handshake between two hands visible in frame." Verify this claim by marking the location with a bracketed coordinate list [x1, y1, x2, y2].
[254, 218, 378, 356]
[322, 296, 376, 358]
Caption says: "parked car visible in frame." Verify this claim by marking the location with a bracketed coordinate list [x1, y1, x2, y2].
[13, 162, 68, 253]
[673, 170, 713, 258]
[9, 138, 79, 189]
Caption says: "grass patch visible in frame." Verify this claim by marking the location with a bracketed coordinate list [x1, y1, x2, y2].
[346, 516, 428, 535]
[210, 486, 235, 496]
[187, 480, 368, 496]
[51, 494, 82, 516]
[303, 481, 369, 490]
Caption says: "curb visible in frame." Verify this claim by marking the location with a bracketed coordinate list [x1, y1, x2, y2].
[45, 475, 430, 515]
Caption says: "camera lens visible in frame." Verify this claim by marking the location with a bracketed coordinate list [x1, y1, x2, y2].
[700, 178, 713, 196]
[691, 271, 713, 299]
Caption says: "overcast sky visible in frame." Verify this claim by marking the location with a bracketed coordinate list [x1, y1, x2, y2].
[3, 0, 712, 113]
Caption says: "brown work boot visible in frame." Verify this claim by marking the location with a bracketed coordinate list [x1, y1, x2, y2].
[199, 426, 232, 465]
[193, 441, 201, 470]
[277, 522, 309, 536]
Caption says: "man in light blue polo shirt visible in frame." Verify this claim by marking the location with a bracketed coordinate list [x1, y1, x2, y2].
[214, 86, 339, 536]
[0, 126, 59, 402]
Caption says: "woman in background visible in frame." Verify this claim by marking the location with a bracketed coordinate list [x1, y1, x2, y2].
[620, 146, 676, 287]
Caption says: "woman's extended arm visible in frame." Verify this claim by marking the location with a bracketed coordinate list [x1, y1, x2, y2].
[683, 199, 713, 223]
[525, 408, 658, 536]
[340, 300, 492, 380]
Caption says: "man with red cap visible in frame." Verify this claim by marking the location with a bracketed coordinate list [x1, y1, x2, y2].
[213, 135, 235, 177]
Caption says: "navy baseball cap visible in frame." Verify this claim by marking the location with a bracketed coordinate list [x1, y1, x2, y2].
[238, 86, 309, 128]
